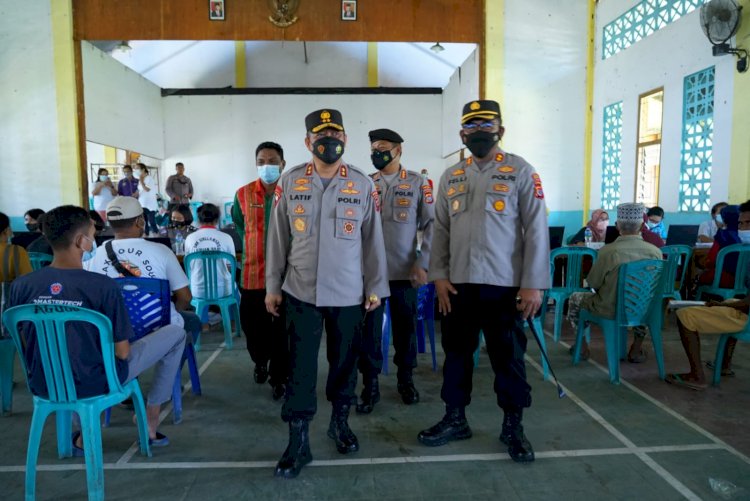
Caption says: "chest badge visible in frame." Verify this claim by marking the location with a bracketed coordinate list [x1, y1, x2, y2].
[452, 199, 461, 212]
[452, 168, 465, 176]
[398, 183, 411, 190]
[494, 183, 510, 192]
[493, 199, 506, 212]
[344, 207, 356, 218]
[498, 166, 514, 173]
[343, 221, 355, 235]
[340, 181, 360, 195]
[447, 187, 456, 196]
[293, 204, 306, 214]
[293, 218, 306, 232]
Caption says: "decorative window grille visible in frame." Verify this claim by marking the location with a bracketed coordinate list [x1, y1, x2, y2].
[601, 102, 623, 210]
[679, 66, 715, 212]
[603, 0, 707, 59]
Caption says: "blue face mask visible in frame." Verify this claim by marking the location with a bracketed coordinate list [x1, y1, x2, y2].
[82, 236, 97, 262]
[258, 165, 281, 184]
[739, 230, 750, 245]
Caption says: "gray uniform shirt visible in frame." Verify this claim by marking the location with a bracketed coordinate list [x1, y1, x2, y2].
[165, 174, 194, 203]
[371, 168, 435, 281]
[266, 162, 390, 307]
[428, 148, 550, 289]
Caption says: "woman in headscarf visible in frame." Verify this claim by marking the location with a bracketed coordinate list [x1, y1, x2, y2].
[568, 209, 610, 245]
[697, 205, 740, 287]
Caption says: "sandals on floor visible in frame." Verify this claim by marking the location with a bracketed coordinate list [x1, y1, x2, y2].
[665, 373, 707, 391]
[71, 431, 85, 457]
[627, 349, 648, 364]
[148, 431, 170, 447]
[705, 361, 735, 377]
[568, 344, 590, 361]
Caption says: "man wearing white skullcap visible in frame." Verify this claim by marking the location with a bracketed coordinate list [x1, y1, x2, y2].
[566, 203, 663, 361]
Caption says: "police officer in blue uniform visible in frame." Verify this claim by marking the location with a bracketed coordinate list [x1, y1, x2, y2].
[417, 100, 550, 463]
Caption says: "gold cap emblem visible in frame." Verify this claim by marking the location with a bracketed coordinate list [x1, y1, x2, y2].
[470, 101, 481, 111]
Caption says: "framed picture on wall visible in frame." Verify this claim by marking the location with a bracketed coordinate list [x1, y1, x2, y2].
[209, 0, 225, 21]
[342, 0, 357, 21]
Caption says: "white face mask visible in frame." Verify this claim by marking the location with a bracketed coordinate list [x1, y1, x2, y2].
[739, 230, 750, 244]
[715, 213, 724, 225]
[134, 170, 142, 179]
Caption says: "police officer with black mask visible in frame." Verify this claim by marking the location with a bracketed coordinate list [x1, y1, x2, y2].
[356, 129, 435, 414]
[417, 100, 549, 463]
[265, 109, 389, 478]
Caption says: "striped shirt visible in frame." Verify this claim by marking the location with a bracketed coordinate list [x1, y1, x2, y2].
[232, 180, 273, 290]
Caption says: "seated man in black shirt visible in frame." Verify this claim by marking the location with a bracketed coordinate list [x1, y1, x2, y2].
[9, 205, 186, 451]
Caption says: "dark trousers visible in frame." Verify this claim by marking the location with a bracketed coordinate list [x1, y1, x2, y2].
[142, 208, 158, 234]
[281, 294, 364, 422]
[358, 280, 418, 379]
[440, 284, 531, 411]
[239, 288, 289, 386]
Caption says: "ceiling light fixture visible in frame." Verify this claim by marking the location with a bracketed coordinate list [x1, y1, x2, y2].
[430, 42, 445, 53]
[116, 40, 132, 53]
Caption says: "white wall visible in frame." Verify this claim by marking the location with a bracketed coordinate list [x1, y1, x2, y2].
[502, 0, 590, 213]
[82, 41, 165, 159]
[161, 94, 443, 203]
[442, 49, 480, 158]
[246, 41, 368, 87]
[592, 2, 735, 212]
[0, 0, 63, 216]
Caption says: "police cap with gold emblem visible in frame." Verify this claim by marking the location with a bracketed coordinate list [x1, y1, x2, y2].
[461, 99, 501, 124]
[305, 109, 345, 133]
[368, 128, 404, 144]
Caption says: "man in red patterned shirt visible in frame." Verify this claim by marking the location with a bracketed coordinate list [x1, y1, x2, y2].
[232, 141, 288, 400]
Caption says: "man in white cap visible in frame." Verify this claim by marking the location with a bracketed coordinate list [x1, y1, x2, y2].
[567, 202, 664, 361]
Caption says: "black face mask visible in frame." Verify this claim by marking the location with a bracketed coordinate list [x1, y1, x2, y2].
[171, 220, 187, 227]
[464, 131, 499, 159]
[312, 137, 345, 165]
[26, 223, 39, 232]
[370, 149, 395, 171]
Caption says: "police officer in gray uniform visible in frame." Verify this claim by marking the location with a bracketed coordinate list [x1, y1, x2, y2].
[356, 128, 435, 414]
[265, 108, 390, 478]
[417, 100, 549, 463]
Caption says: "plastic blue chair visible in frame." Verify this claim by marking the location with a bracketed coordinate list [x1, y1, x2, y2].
[184, 250, 241, 349]
[696, 244, 750, 301]
[572, 259, 665, 384]
[27, 252, 53, 271]
[416, 284, 437, 371]
[0, 338, 15, 416]
[711, 315, 750, 386]
[188, 201, 203, 226]
[1, 304, 151, 501]
[547, 247, 598, 342]
[114, 277, 201, 424]
[660, 245, 693, 301]
[222, 201, 234, 228]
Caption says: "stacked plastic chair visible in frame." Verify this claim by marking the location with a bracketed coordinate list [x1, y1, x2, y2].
[2, 304, 152, 501]
[184, 250, 241, 349]
[27, 252, 53, 271]
[546, 247, 598, 342]
[114, 277, 201, 424]
[572, 259, 665, 384]
[696, 243, 750, 301]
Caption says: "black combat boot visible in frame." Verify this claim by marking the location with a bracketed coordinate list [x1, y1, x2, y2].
[254, 363, 269, 384]
[355, 376, 380, 414]
[501, 409, 535, 463]
[397, 371, 420, 405]
[274, 418, 312, 478]
[271, 382, 286, 401]
[327, 403, 359, 454]
[417, 406, 472, 447]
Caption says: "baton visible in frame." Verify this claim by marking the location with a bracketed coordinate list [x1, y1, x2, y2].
[518, 297, 566, 399]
